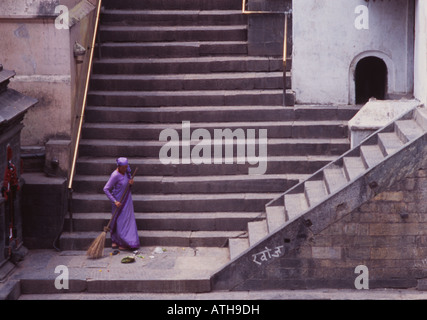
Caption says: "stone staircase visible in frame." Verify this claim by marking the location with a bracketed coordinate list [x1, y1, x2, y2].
[213, 104, 427, 290]
[59, 1, 357, 257]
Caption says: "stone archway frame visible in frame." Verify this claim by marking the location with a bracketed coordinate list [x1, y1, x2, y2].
[349, 51, 396, 104]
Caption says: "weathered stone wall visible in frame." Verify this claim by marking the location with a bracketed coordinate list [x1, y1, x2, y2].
[230, 167, 427, 290]
[247, 0, 292, 57]
[414, 0, 427, 105]
[292, 0, 415, 104]
[0, 0, 98, 176]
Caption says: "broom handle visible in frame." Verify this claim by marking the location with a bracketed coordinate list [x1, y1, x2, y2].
[105, 167, 138, 230]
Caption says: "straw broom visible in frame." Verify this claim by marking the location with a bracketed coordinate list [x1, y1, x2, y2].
[86, 167, 138, 259]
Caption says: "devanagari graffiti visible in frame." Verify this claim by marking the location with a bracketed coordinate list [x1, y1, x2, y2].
[252, 245, 284, 265]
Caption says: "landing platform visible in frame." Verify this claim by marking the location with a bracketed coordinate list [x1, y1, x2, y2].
[2, 246, 229, 298]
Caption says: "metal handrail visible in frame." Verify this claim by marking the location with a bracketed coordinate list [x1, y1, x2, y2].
[241, 0, 291, 83]
[68, 0, 103, 191]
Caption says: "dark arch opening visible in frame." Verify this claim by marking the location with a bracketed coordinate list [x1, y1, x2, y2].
[355, 56, 387, 104]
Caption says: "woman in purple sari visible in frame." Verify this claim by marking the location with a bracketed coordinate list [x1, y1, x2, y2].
[103, 157, 140, 250]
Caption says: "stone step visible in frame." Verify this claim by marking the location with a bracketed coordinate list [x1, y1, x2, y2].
[81, 121, 348, 140]
[92, 56, 287, 75]
[66, 212, 262, 232]
[71, 192, 278, 213]
[85, 105, 291, 123]
[343, 156, 366, 181]
[377, 132, 404, 156]
[14, 248, 229, 294]
[360, 144, 385, 168]
[247, 220, 268, 246]
[78, 138, 349, 158]
[266, 206, 286, 233]
[86, 89, 286, 106]
[220, 103, 427, 288]
[101, 9, 247, 26]
[89, 72, 288, 91]
[304, 180, 328, 207]
[229, 237, 250, 259]
[72, 174, 304, 195]
[103, 0, 243, 10]
[323, 166, 348, 194]
[284, 193, 308, 221]
[395, 119, 425, 142]
[59, 230, 245, 249]
[84, 105, 358, 123]
[99, 25, 247, 42]
[415, 106, 427, 130]
[98, 41, 248, 58]
[75, 155, 338, 176]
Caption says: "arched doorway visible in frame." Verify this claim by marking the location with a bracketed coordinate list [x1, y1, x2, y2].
[355, 56, 388, 104]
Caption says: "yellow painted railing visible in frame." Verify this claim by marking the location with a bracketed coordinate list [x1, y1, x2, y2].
[68, 0, 103, 191]
[242, 0, 291, 70]
[66, 0, 103, 232]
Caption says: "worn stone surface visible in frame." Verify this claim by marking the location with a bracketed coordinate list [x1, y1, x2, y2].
[212, 106, 427, 291]
[213, 164, 427, 291]
[4, 246, 229, 297]
[21, 173, 67, 249]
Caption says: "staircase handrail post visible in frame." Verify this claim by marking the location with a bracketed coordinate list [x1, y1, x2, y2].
[67, 0, 103, 232]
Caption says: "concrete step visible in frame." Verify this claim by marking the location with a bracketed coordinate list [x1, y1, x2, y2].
[59, 230, 244, 249]
[78, 138, 349, 158]
[229, 237, 250, 260]
[415, 106, 427, 130]
[75, 155, 338, 176]
[343, 156, 366, 181]
[89, 72, 288, 91]
[101, 9, 247, 26]
[85, 105, 293, 123]
[71, 192, 278, 213]
[293, 105, 361, 121]
[72, 174, 304, 194]
[14, 248, 229, 294]
[360, 144, 385, 168]
[284, 193, 308, 221]
[98, 41, 248, 58]
[81, 121, 349, 140]
[266, 206, 286, 233]
[304, 180, 328, 207]
[248, 220, 268, 246]
[103, 0, 243, 10]
[323, 166, 348, 194]
[66, 212, 263, 232]
[86, 89, 286, 106]
[99, 25, 247, 42]
[377, 132, 404, 156]
[218, 104, 427, 289]
[92, 56, 287, 75]
[395, 119, 425, 142]
[84, 105, 358, 123]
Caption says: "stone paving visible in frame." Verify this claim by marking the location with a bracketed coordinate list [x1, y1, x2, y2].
[2, 247, 427, 300]
[1, 246, 229, 298]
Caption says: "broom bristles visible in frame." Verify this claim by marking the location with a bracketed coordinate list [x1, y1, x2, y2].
[86, 230, 107, 259]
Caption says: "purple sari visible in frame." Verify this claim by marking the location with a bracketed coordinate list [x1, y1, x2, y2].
[103, 170, 140, 249]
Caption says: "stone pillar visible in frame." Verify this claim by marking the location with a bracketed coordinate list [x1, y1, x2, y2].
[0, 65, 37, 280]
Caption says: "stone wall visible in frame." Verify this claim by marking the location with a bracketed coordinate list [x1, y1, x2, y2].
[227, 167, 427, 290]
[292, 0, 415, 105]
[414, 0, 427, 105]
[0, 0, 98, 176]
[246, 0, 292, 57]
